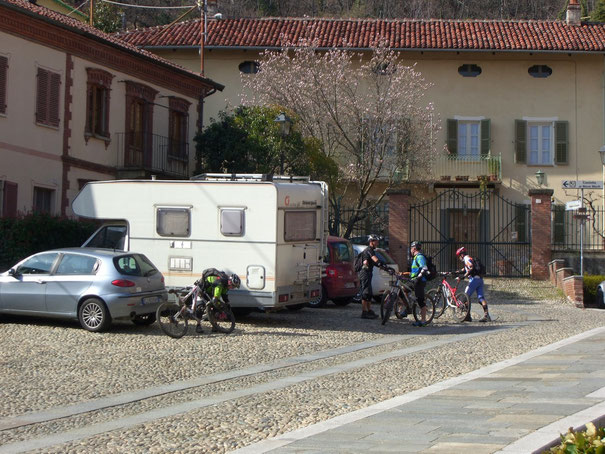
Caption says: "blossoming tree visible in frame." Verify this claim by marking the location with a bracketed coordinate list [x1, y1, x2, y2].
[241, 39, 441, 238]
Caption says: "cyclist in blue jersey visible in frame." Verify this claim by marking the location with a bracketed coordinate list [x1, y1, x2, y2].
[402, 241, 429, 326]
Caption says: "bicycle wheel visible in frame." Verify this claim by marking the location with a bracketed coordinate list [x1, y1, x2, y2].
[156, 302, 188, 338]
[393, 295, 408, 319]
[452, 292, 470, 323]
[428, 289, 446, 319]
[380, 291, 395, 325]
[207, 301, 236, 334]
[412, 294, 436, 324]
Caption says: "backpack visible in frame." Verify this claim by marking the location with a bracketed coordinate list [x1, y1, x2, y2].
[471, 257, 486, 277]
[201, 267, 229, 286]
[354, 249, 365, 273]
[424, 255, 438, 281]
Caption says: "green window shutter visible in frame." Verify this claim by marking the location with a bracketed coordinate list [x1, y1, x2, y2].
[555, 121, 568, 165]
[553, 205, 566, 244]
[480, 119, 490, 157]
[514, 119, 526, 164]
[446, 119, 458, 155]
[515, 204, 527, 242]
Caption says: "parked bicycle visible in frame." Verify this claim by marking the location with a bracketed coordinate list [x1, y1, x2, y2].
[156, 280, 235, 338]
[426, 272, 470, 322]
[380, 270, 436, 325]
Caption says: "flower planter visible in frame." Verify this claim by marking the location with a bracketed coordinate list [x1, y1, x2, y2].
[489, 174, 498, 181]
[440, 175, 451, 181]
[455, 175, 469, 181]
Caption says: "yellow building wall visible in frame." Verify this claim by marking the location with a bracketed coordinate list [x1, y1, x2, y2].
[151, 47, 605, 205]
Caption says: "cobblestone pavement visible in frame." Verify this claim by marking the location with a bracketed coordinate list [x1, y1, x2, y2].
[0, 279, 604, 453]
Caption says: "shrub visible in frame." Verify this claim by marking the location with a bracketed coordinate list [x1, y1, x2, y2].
[0, 214, 98, 272]
[543, 422, 605, 453]
[583, 274, 605, 304]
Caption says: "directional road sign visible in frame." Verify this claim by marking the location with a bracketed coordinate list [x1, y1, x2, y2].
[562, 180, 603, 189]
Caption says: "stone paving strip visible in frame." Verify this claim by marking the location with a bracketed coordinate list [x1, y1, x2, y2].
[232, 326, 605, 454]
[0, 325, 516, 454]
[0, 334, 411, 431]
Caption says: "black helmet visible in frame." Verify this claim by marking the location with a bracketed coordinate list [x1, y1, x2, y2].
[229, 274, 241, 289]
[410, 241, 422, 250]
[368, 234, 380, 244]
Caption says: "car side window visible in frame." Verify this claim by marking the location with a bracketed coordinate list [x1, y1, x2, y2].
[17, 253, 60, 274]
[114, 256, 140, 276]
[55, 254, 99, 275]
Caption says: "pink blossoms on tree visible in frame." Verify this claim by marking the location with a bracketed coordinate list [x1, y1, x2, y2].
[241, 39, 441, 238]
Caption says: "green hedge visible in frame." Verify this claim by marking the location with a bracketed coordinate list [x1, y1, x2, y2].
[583, 274, 605, 304]
[0, 214, 98, 272]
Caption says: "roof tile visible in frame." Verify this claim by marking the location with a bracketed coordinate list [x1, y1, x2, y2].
[115, 17, 605, 53]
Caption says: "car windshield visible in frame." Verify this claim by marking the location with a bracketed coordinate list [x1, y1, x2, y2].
[375, 249, 396, 265]
[331, 242, 353, 263]
[113, 254, 158, 277]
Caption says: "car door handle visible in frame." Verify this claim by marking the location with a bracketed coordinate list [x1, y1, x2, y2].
[35, 279, 46, 284]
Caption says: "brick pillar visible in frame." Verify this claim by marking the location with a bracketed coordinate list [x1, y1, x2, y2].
[529, 189, 554, 280]
[387, 189, 410, 270]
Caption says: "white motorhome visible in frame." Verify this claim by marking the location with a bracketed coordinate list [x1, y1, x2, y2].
[72, 174, 328, 310]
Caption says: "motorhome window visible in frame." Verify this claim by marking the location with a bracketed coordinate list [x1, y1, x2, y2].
[157, 208, 190, 237]
[220, 209, 244, 236]
[284, 211, 316, 241]
[87, 225, 126, 249]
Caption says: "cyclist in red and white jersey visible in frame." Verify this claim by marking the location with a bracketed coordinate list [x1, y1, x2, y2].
[455, 247, 491, 322]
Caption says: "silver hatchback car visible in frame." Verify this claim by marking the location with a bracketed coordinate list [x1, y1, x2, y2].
[0, 248, 167, 332]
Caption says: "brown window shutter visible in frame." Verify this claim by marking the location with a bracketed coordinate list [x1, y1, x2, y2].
[0, 56, 7, 115]
[49, 72, 61, 127]
[3, 181, 18, 218]
[36, 68, 49, 124]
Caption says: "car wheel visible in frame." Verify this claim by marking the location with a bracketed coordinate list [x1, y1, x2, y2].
[333, 297, 352, 306]
[597, 288, 605, 309]
[232, 307, 254, 318]
[307, 287, 328, 308]
[78, 298, 111, 332]
[132, 313, 156, 325]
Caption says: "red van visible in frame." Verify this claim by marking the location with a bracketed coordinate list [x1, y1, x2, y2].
[309, 236, 359, 308]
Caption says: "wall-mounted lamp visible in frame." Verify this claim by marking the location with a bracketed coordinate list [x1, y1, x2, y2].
[535, 169, 545, 186]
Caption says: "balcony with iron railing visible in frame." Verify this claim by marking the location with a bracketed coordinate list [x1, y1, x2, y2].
[431, 153, 501, 184]
[115, 132, 190, 179]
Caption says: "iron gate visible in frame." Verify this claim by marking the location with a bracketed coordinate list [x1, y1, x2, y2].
[409, 189, 531, 277]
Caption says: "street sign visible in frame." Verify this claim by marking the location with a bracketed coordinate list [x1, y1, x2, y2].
[562, 180, 604, 189]
[565, 200, 582, 211]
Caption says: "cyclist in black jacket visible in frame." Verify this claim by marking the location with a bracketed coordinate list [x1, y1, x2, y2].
[358, 234, 386, 319]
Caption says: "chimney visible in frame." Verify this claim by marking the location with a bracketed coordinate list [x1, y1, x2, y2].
[566, 0, 581, 26]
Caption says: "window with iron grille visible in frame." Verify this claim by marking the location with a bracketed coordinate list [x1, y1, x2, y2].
[33, 186, 54, 214]
[0, 55, 8, 115]
[35, 67, 61, 127]
[85, 68, 113, 140]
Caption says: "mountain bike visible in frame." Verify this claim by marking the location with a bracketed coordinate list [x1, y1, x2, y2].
[156, 280, 235, 337]
[380, 271, 436, 326]
[426, 272, 470, 322]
